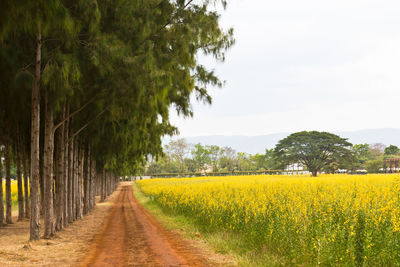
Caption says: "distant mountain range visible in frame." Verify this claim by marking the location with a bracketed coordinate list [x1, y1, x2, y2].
[177, 128, 400, 154]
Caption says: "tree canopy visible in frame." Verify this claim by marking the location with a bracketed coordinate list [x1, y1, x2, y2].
[384, 145, 400, 156]
[274, 131, 353, 176]
[0, 0, 234, 240]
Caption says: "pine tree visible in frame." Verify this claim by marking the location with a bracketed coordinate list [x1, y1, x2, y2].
[0, 0, 233, 240]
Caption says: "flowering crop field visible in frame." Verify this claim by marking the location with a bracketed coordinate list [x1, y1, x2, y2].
[137, 174, 400, 265]
[2, 180, 20, 208]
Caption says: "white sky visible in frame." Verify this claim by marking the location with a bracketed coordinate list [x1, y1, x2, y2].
[170, 0, 400, 137]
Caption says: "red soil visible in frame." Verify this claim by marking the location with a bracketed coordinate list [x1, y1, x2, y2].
[83, 185, 209, 266]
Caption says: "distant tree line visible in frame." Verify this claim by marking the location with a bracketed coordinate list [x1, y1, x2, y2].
[145, 132, 397, 176]
[144, 139, 279, 175]
[350, 143, 399, 173]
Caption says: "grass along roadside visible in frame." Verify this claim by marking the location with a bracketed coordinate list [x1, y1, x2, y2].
[132, 182, 285, 267]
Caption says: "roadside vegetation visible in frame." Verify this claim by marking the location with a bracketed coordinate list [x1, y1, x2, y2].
[137, 174, 400, 266]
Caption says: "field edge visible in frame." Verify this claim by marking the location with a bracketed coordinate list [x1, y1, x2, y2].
[132, 182, 287, 267]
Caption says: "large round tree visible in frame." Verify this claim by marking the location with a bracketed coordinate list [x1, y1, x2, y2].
[274, 131, 353, 176]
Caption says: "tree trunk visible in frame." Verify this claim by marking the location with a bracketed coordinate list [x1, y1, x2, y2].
[0, 142, 4, 226]
[109, 173, 112, 196]
[55, 107, 65, 231]
[106, 173, 109, 197]
[63, 105, 69, 227]
[83, 146, 90, 214]
[112, 174, 115, 193]
[68, 138, 74, 223]
[22, 148, 30, 219]
[90, 158, 96, 209]
[43, 92, 55, 238]
[40, 151, 44, 215]
[106, 172, 110, 199]
[115, 175, 118, 191]
[111, 174, 114, 192]
[100, 169, 105, 202]
[30, 32, 41, 240]
[312, 170, 318, 177]
[109, 174, 111, 195]
[110, 175, 112, 194]
[73, 141, 78, 220]
[106, 172, 109, 197]
[16, 140, 24, 221]
[88, 148, 92, 211]
[5, 140, 12, 224]
[96, 171, 100, 197]
[97, 171, 101, 197]
[77, 145, 83, 219]
[104, 172, 107, 198]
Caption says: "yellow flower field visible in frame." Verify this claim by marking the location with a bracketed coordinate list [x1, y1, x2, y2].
[2, 180, 22, 208]
[137, 174, 400, 265]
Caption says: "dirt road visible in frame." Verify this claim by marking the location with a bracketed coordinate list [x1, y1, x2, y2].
[84, 184, 209, 267]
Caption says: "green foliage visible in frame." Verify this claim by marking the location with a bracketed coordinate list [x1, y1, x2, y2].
[274, 131, 353, 176]
[365, 159, 383, 173]
[236, 152, 253, 171]
[384, 145, 400, 156]
[369, 143, 385, 160]
[164, 139, 190, 174]
[361, 143, 386, 172]
[250, 149, 279, 170]
[354, 210, 366, 267]
[0, 0, 234, 175]
[146, 141, 280, 175]
[353, 144, 372, 164]
[147, 156, 179, 174]
[191, 143, 212, 171]
[216, 146, 237, 172]
[346, 143, 373, 171]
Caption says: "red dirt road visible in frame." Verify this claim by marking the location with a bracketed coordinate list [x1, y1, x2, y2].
[83, 184, 209, 267]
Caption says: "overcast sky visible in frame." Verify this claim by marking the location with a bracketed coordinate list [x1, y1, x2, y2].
[170, 0, 400, 137]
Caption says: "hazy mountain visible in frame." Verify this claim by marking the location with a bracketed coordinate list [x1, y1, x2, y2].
[175, 128, 400, 154]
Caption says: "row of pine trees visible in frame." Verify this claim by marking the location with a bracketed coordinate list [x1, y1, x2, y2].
[0, 0, 233, 240]
[0, 138, 119, 233]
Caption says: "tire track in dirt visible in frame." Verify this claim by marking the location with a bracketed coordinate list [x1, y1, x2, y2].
[83, 184, 209, 267]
